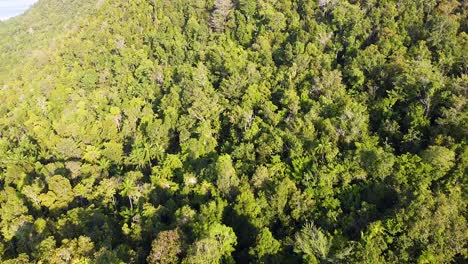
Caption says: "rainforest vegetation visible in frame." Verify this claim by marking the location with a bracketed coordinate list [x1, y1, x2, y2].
[0, 0, 466, 263]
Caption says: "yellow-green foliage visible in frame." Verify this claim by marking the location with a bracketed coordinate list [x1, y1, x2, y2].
[0, 0, 466, 263]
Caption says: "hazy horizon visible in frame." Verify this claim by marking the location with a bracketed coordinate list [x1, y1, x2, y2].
[0, 0, 38, 21]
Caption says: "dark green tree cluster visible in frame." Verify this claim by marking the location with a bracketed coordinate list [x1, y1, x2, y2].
[0, 0, 466, 263]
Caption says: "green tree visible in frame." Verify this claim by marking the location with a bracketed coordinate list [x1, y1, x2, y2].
[0, 187, 31, 241]
[184, 223, 237, 264]
[215, 154, 239, 198]
[147, 229, 183, 264]
[39, 175, 74, 211]
[249, 228, 281, 262]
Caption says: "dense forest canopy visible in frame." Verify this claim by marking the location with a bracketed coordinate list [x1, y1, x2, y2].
[0, 0, 466, 263]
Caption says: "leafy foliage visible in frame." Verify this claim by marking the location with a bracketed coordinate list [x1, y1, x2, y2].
[0, 0, 466, 263]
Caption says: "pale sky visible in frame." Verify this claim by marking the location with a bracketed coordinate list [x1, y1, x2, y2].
[0, 0, 38, 21]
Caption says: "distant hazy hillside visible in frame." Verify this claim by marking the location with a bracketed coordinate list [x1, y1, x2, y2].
[0, 0, 466, 263]
[0, 0, 98, 78]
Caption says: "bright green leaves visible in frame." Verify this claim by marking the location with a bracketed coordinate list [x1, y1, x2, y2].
[153, 154, 183, 181]
[0, 187, 31, 241]
[393, 154, 433, 195]
[248, 228, 281, 261]
[238, 0, 257, 17]
[355, 221, 389, 264]
[39, 175, 74, 211]
[92, 177, 119, 207]
[184, 223, 237, 264]
[294, 222, 332, 263]
[83, 145, 102, 164]
[21, 179, 44, 209]
[385, 188, 468, 263]
[120, 171, 142, 211]
[234, 186, 261, 225]
[355, 140, 395, 180]
[102, 141, 124, 163]
[0, 0, 466, 263]
[48, 236, 95, 264]
[81, 69, 99, 89]
[420, 146, 456, 178]
[394, 59, 444, 107]
[215, 154, 239, 198]
[294, 222, 353, 264]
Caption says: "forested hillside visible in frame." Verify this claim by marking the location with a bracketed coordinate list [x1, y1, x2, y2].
[0, 0, 98, 79]
[0, 0, 466, 263]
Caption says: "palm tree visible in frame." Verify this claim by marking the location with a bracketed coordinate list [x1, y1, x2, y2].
[120, 177, 138, 210]
[132, 140, 163, 169]
[314, 141, 327, 162]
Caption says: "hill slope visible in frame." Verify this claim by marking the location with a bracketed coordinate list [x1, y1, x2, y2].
[0, 0, 98, 78]
[0, 0, 467, 263]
